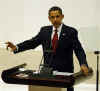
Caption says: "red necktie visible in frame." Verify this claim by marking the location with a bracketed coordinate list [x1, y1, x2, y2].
[52, 30, 58, 52]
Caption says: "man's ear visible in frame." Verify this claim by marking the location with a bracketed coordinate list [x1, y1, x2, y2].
[62, 14, 64, 19]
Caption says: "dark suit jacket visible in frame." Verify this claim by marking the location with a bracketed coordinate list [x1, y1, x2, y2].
[15, 24, 88, 72]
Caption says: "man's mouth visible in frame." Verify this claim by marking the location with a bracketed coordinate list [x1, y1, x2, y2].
[54, 22, 59, 25]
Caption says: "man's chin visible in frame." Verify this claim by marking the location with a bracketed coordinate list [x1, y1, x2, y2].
[53, 24, 60, 28]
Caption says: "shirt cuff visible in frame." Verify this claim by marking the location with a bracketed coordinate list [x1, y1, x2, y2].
[13, 46, 19, 53]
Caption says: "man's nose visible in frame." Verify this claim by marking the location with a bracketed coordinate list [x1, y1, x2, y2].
[54, 17, 57, 21]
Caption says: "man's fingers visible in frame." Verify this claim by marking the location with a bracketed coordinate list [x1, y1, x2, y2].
[5, 42, 12, 45]
[5, 42, 13, 50]
[81, 65, 89, 76]
[5, 41, 17, 51]
[5, 42, 9, 50]
[6, 45, 9, 50]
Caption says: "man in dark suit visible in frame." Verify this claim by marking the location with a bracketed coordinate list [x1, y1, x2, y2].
[6, 6, 89, 91]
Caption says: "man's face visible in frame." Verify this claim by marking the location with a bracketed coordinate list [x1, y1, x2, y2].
[48, 10, 64, 28]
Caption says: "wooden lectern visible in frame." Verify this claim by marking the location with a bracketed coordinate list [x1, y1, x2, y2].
[1, 63, 93, 91]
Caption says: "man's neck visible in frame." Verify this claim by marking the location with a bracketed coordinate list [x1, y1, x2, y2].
[53, 23, 63, 31]
[54, 24, 62, 29]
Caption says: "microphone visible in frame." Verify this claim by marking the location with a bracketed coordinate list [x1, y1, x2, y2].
[38, 40, 54, 75]
[38, 52, 53, 75]
[94, 51, 100, 54]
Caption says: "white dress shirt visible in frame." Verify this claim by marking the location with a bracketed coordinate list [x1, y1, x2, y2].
[51, 23, 63, 40]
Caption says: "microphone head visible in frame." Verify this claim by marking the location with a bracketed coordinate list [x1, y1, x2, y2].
[94, 51, 100, 54]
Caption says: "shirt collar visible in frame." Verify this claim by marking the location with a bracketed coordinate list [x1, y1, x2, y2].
[52, 23, 63, 39]
[53, 23, 63, 32]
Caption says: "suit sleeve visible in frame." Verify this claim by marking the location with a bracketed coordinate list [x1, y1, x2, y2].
[14, 30, 42, 53]
[72, 29, 88, 67]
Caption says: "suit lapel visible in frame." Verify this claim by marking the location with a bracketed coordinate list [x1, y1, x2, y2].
[46, 26, 53, 49]
[48, 26, 52, 40]
[58, 24, 68, 42]
[56, 24, 70, 50]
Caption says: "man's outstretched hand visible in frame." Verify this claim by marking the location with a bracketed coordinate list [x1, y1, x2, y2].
[5, 42, 17, 52]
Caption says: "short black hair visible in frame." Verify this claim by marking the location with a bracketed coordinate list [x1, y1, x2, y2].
[48, 6, 63, 15]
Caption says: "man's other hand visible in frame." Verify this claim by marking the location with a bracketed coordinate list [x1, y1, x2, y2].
[81, 64, 89, 76]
